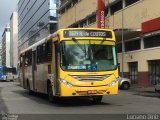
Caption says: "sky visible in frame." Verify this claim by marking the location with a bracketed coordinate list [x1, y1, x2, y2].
[0, 0, 19, 39]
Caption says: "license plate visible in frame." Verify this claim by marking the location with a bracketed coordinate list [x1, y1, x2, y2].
[88, 90, 97, 94]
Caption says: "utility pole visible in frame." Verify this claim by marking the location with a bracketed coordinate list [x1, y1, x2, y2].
[121, 0, 125, 77]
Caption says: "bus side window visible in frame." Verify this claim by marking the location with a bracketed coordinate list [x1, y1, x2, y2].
[25, 52, 28, 66]
[42, 43, 46, 62]
[40, 45, 43, 63]
[37, 41, 52, 64]
[48, 65, 51, 74]
[37, 46, 41, 64]
[46, 40, 52, 62]
[20, 55, 23, 67]
[28, 50, 32, 65]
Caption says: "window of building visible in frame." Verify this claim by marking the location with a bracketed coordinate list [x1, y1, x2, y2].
[105, 8, 109, 16]
[51, 0, 57, 4]
[118, 63, 120, 75]
[129, 62, 138, 84]
[6, 28, 10, 32]
[125, 0, 140, 7]
[50, 16, 57, 21]
[148, 60, 160, 85]
[60, 8, 65, 14]
[72, 24, 79, 28]
[73, 0, 78, 5]
[59, 0, 81, 15]
[116, 43, 122, 53]
[144, 34, 160, 49]
[125, 39, 140, 52]
[66, 3, 72, 10]
[79, 20, 87, 27]
[88, 14, 96, 25]
[70, 14, 96, 28]
[50, 23, 57, 34]
[111, 1, 122, 15]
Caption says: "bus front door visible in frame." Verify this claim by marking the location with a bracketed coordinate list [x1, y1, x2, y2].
[53, 41, 60, 95]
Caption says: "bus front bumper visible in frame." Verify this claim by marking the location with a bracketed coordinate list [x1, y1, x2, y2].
[59, 83, 118, 97]
[0, 79, 6, 81]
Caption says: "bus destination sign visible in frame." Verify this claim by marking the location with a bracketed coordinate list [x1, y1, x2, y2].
[63, 30, 112, 38]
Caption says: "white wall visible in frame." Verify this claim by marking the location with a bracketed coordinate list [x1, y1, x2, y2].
[10, 12, 18, 68]
[6, 32, 10, 67]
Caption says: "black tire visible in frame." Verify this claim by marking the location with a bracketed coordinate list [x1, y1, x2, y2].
[11, 79, 14, 82]
[27, 80, 34, 95]
[92, 96, 103, 103]
[48, 83, 58, 103]
[155, 88, 160, 93]
[121, 82, 130, 90]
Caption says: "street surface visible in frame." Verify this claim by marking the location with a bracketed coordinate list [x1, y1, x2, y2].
[0, 81, 160, 115]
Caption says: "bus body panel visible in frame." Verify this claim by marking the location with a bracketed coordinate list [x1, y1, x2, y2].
[58, 68, 118, 97]
[34, 63, 49, 93]
[60, 82, 118, 97]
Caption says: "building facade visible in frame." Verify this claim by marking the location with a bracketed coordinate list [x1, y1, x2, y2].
[2, 24, 11, 67]
[0, 40, 2, 65]
[58, 0, 160, 87]
[18, 0, 58, 51]
[10, 12, 18, 68]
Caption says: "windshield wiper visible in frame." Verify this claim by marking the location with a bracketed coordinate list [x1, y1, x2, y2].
[72, 37, 87, 55]
[100, 38, 105, 45]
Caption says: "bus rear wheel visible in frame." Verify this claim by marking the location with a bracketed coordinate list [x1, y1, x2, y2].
[27, 80, 34, 95]
[92, 96, 103, 103]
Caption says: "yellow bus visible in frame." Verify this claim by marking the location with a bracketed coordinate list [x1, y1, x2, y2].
[19, 28, 118, 103]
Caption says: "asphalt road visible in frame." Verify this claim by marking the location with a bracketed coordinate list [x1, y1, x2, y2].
[0, 81, 160, 120]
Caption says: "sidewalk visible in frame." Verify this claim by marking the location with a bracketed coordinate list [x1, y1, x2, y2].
[130, 86, 155, 92]
[128, 87, 160, 98]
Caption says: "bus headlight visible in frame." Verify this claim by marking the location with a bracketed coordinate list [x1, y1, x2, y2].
[108, 79, 118, 87]
[1, 75, 5, 79]
[59, 79, 73, 88]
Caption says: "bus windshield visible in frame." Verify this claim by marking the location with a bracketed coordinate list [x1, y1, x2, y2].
[0, 68, 3, 75]
[6, 68, 17, 74]
[61, 40, 117, 71]
[0, 66, 7, 75]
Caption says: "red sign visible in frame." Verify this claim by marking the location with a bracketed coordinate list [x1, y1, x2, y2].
[97, 0, 105, 28]
[142, 17, 160, 34]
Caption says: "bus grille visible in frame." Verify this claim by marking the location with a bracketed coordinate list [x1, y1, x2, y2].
[71, 75, 111, 81]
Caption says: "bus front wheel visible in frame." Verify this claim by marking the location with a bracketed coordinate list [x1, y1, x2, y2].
[92, 96, 103, 103]
[47, 83, 58, 103]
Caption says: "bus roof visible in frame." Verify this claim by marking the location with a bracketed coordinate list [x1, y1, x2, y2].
[20, 28, 115, 54]
[20, 38, 46, 54]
